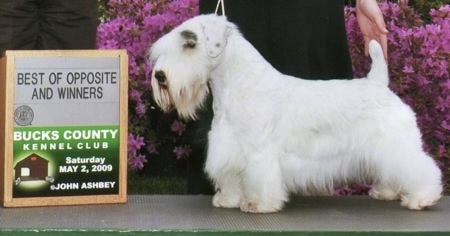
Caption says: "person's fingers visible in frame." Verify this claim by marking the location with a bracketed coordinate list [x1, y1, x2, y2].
[371, 4, 388, 33]
[379, 33, 388, 61]
[364, 35, 370, 57]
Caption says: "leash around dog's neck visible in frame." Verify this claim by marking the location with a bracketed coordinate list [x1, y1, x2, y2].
[215, 0, 226, 17]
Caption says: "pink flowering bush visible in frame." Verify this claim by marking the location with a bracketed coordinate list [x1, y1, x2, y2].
[345, 2, 450, 194]
[97, 0, 199, 173]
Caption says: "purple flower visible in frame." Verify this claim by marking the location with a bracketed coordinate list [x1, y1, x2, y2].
[135, 101, 147, 116]
[402, 65, 414, 73]
[173, 145, 192, 160]
[127, 133, 147, 169]
[147, 141, 159, 155]
[441, 79, 450, 90]
[171, 120, 186, 136]
[130, 89, 141, 102]
[438, 144, 446, 157]
[436, 96, 449, 112]
[128, 133, 145, 151]
[128, 153, 147, 170]
[441, 120, 450, 131]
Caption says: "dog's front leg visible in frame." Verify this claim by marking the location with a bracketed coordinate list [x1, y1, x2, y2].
[205, 125, 244, 209]
[239, 151, 288, 213]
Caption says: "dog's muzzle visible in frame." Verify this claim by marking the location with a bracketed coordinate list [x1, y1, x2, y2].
[154, 70, 168, 89]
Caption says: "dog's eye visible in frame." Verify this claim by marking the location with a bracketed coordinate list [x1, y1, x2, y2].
[154, 71, 167, 83]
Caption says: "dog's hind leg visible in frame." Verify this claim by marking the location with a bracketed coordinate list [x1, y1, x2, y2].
[397, 152, 442, 210]
[372, 143, 442, 210]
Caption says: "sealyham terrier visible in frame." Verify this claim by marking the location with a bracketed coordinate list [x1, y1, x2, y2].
[150, 14, 442, 213]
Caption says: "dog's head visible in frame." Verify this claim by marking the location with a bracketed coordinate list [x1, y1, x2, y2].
[149, 14, 235, 120]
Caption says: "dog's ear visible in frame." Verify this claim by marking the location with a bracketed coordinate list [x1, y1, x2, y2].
[180, 30, 198, 49]
[201, 18, 232, 58]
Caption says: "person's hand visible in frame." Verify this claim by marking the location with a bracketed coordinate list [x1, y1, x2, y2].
[356, 0, 388, 60]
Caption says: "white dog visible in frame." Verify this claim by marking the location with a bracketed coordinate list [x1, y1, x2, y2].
[150, 14, 442, 213]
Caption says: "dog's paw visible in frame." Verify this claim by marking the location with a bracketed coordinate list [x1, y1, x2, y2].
[369, 188, 400, 201]
[212, 192, 240, 209]
[400, 195, 441, 210]
[239, 199, 284, 213]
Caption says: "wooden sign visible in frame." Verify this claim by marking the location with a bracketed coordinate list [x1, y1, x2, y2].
[0, 50, 128, 207]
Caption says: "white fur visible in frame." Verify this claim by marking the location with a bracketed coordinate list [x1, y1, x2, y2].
[150, 14, 442, 213]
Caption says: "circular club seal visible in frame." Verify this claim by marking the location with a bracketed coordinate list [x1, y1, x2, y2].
[14, 105, 34, 126]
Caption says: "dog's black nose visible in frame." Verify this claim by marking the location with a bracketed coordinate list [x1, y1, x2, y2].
[154, 70, 166, 83]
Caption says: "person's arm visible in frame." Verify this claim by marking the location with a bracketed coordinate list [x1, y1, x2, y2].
[356, 0, 389, 60]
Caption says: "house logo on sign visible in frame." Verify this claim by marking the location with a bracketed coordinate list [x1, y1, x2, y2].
[14, 153, 54, 185]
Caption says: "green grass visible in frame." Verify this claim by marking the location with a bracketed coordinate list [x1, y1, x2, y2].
[128, 173, 187, 195]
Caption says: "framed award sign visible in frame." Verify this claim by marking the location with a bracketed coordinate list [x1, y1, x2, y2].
[0, 50, 128, 207]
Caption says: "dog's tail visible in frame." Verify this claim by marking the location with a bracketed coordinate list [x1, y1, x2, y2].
[367, 40, 389, 86]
